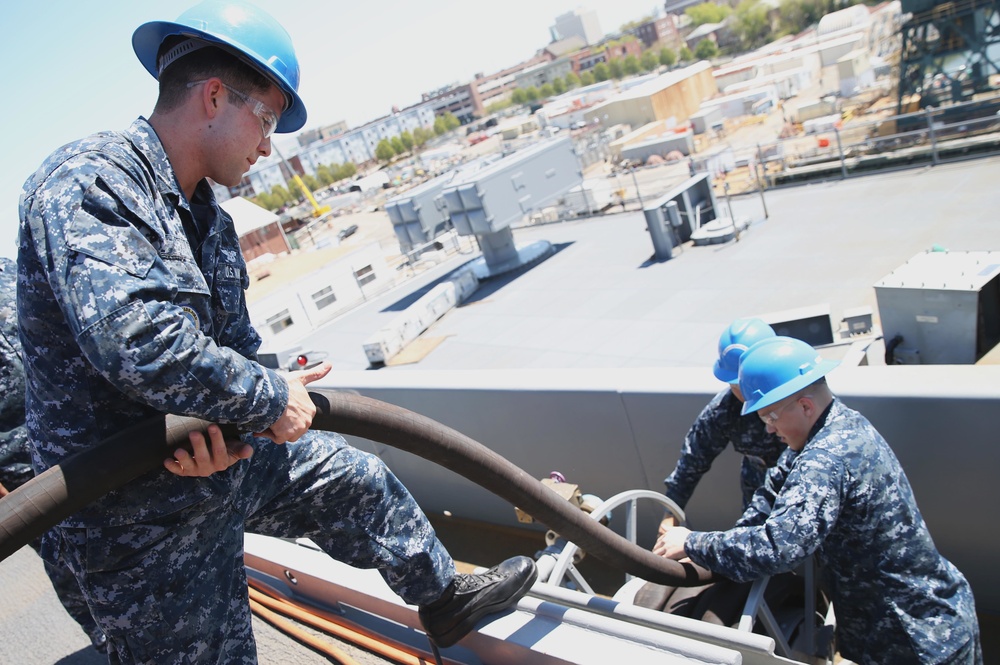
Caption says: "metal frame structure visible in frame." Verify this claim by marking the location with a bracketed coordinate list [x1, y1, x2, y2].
[897, 0, 1000, 112]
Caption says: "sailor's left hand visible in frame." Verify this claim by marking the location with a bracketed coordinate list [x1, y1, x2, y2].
[653, 526, 692, 560]
[164, 424, 253, 477]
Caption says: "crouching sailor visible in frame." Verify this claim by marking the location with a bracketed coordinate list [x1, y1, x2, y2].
[655, 336, 981, 664]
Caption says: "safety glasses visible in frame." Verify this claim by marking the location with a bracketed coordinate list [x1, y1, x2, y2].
[188, 79, 279, 139]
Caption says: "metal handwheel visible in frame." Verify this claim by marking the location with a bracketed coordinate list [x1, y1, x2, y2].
[541, 489, 686, 593]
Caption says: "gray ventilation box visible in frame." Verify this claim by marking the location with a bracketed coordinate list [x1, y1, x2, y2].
[874, 250, 1000, 364]
[440, 136, 582, 236]
[841, 306, 874, 336]
[760, 303, 835, 347]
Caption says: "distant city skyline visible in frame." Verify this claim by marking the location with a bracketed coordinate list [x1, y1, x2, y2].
[2, 0, 667, 259]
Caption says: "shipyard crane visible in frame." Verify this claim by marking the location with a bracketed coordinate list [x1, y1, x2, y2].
[272, 144, 331, 218]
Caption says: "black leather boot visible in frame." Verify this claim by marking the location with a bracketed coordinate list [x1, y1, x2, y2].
[418, 556, 537, 648]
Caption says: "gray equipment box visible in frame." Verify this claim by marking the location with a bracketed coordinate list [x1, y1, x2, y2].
[441, 137, 582, 236]
[385, 173, 455, 253]
[874, 250, 1000, 364]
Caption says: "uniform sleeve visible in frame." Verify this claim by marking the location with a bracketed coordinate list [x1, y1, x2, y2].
[22, 157, 287, 432]
[663, 395, 732, 508]
[684, 447, 844, 582]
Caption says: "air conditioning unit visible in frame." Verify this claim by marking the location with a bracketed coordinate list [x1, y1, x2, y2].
[874, 250, 1000, 364]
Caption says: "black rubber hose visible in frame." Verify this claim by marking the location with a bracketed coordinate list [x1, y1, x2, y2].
[0, 415, 239, 561]
[0, 390, 715, 586]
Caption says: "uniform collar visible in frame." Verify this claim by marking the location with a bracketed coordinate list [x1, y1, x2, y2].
[124, 118, 228, 242]
[805, 397, 838, 444]
[123, 118, 184, 204]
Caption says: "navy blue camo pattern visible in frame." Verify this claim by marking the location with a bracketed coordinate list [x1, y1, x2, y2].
[664, 388, 784, 509]
[19, 118, 455, 664]
[0, 258, 31, 490]
[685, 398, 980, 664]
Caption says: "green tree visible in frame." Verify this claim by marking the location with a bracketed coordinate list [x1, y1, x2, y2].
[271, 184, 291, 207]
[623, 55, 641, 75]
[778, 0, 827, 36]
[580, 70, 596, 86]
[390, 136, 406, 154]
[539, 83, 555, 98]
[524, 86, 539, 102]
[301, 174, 320, 192]
[694, 38, 719, 60]
[592, 62, 610, 82]
[335, 162, 357, 180]
[400, 131, 414, 151]
[287, 179, 306, 203]
[443, 112, 461, 131]
[375, 139, 395, 161]
[659, 47, 677, 68]
[412, 127, 431, 147]
[254, 192, 276, 211]
[433, 116, 447, 135]
[485, 99, 514, 114]
[511, 88, 527, 105]
[685, 2, 731, 26]
[565, 71, 581, 89]
[679, 46, 693, 62]
[316, 164, 333, 187]
[608, 58, 625, 79]
[731, 0, 772, 50]
[640, 50, 659, 72]
[552, 77, 566, 94]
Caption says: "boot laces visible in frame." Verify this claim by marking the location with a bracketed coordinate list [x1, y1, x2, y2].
[453, 565, 505, 594]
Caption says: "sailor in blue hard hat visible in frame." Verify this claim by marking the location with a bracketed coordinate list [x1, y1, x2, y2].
[655, 337, 982, 664]
[657, 318, 784, 540]
[132, 0, 307, 135]
[737, 334, 840, 450]
[17, 2, 535, 661]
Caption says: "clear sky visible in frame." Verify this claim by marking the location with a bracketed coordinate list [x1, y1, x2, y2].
[1, 0, 666, 259]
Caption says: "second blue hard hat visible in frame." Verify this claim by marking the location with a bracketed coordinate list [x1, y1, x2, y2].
[713, 318, 776, 384]
[132, 0, 306, 133]
[739, 336, 839, 415]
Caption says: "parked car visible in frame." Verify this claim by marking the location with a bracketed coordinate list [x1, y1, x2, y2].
[337, 224, 359, 240]
[257, 345, 329, 372]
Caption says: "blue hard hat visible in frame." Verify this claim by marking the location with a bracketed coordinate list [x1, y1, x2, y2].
[739, 336, 839, 415]
[712, 318, 776, 384]
[132, 0, 306, 133]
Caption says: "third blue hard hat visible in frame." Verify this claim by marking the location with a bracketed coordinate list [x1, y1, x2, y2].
[132, 0, 306, 133]
[712, 318, 776, 384]
[739, 336, 839, 415]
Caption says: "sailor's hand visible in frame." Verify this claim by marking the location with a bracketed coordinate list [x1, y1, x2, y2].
[0, 481, 8, 498]
[658, 515, 677, 536]
[165, 424, 253, 477]
[256, 362, 332, 444]
[653, 526, 692, 560]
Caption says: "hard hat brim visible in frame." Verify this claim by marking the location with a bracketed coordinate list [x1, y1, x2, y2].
[740, 358, 839, 415]
[712, 358, 739, 384]
[132, 20, 306, 134]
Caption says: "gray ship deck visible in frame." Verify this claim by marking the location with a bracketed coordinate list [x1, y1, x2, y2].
[301, 156, 1000, 371]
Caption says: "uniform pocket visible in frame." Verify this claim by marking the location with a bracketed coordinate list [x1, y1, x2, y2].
[65, 179, 158, 278]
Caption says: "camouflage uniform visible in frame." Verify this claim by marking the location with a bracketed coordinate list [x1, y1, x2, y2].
[18, 119, 455, 664]
[0, 257, 106, 650]
[685, 398, 981, 664]
[664, 388, 784, 510]
[0, 258, 31, 490]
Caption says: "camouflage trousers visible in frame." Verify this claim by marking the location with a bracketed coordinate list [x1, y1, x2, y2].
[54, 431, 455, 665]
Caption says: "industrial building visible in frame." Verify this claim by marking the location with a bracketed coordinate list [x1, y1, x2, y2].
[584, 61, 717, 129]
